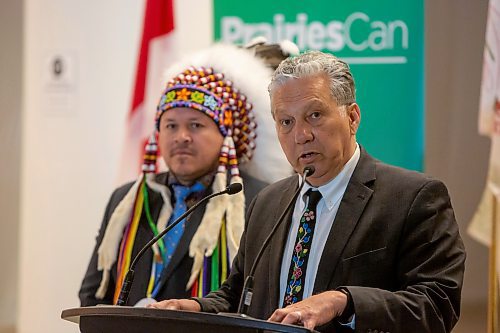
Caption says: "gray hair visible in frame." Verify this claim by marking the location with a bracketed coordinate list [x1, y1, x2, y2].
[268, 51, 356, 106]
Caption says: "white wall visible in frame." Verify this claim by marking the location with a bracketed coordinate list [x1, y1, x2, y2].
[18, 1, 211, 333]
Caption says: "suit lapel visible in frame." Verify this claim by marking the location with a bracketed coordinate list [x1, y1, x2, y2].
[268, 176, 300, 311]
[313, 148, 376, 293]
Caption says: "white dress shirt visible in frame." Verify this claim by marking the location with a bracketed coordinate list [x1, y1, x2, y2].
[279, 144, 361, 307]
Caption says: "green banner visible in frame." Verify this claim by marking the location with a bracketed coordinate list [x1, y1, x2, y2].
[214, 0, 424, 171]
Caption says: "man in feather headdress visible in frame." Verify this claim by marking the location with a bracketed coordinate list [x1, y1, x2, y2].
[79, 42, 296, 306]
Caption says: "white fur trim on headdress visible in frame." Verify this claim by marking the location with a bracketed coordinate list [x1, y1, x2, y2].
[145, 175, 173, 233]
[95, 173, 173, 299]
[186, 171, 227, 289]
[279, 40, 300, 56]
[245, 36, 268, 48]
[225, 175, 245, 263]
[95, 176, 142, 299]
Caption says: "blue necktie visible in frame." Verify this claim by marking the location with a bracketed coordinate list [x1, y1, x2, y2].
[151, 182, 205, 297]
[164, 182, 205, 266]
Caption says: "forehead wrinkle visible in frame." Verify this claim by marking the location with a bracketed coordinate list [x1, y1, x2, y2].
[303, 99, 330, 110]
[274, 97, 329, 115]
[272, 76, 332, 116]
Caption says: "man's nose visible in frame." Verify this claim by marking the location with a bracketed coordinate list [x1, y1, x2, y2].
[294, 121, 313, 144]
[175, 127, 192, 143]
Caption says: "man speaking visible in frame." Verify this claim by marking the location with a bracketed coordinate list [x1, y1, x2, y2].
[149, 51, 466, 333]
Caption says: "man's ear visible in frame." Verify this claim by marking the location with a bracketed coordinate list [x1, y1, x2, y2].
[347, 103, 361, 134]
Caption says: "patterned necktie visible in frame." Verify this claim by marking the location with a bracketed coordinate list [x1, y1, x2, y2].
[283, 189, 323, 307]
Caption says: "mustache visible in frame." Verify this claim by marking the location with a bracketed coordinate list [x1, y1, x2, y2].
[170, 143, 195, 156]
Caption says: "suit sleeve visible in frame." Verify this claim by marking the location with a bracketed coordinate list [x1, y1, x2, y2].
[342, 180, 466, 333]
[193, 194, 259, 313]
[78, 186, 129, 306]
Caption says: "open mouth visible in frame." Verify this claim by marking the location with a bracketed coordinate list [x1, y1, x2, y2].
[299, 152, 317, 160]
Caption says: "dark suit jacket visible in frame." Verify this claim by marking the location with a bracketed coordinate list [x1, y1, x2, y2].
[197, 148, 466, 333]
[79, 171, 267, 306]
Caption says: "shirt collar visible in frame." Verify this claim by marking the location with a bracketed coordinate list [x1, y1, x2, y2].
[300, 143, 361, 211]
[166, 171, 215, 205]
[167, 170, 215, 189]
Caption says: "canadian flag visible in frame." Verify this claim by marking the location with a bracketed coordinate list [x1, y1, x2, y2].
[117, 0, 177, 184]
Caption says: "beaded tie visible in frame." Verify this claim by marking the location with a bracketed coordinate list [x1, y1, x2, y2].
[283, 189, 323, 307]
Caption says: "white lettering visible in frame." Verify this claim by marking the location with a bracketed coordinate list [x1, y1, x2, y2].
[274, 14, 285, 42]
[369, 21, 387, 51]
[326, 21, 344, 51]
[307, 21, 326, 50]
[219, 12, 410, 54]
[388, 20, 409, 49]
[296, 13, 308, 49]
[221, 17, 244, 44]
[243, 23, 273, 43]
[344, 12, 369, 51]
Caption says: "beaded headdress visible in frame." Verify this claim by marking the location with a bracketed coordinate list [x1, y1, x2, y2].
[156, 66, 257, 171]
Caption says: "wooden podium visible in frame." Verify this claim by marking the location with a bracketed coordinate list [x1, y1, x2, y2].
[61, 306, 319, 333]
